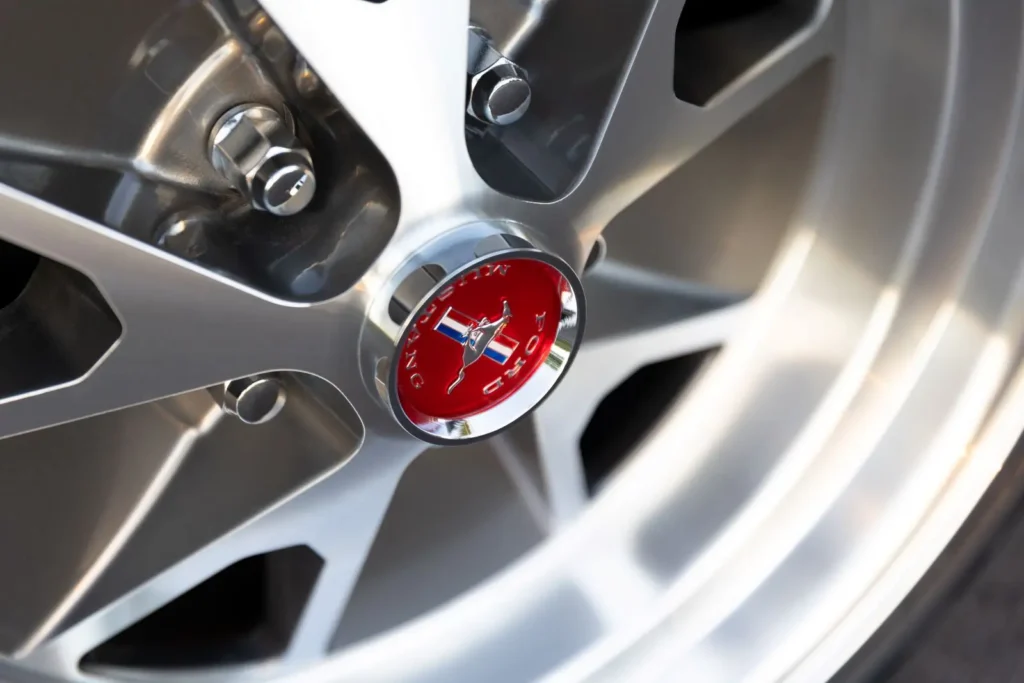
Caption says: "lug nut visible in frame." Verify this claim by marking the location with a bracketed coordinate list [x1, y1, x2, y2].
[222, 375, 287, 425]
[467, 27, 532, 126]
[208, 104, 316, 216]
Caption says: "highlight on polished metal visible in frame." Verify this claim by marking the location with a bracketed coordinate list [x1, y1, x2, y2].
[365, 228, 584, 444]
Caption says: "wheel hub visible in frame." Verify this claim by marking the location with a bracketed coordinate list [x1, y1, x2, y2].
[365, 227, 585, 444]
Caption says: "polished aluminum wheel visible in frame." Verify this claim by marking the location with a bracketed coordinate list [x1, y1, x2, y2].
[0, 0, 1022, 681]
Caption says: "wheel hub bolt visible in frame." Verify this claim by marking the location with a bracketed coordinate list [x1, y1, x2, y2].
[466, 27, 532, 126]
[208, 104, 316, 216]
[222, 375, 287, 425]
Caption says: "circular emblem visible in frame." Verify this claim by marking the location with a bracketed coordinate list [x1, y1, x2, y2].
[396, 258, 567, 423]
[368, 231, 584, 444]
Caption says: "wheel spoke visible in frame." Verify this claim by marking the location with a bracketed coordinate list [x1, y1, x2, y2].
[282, 436, 421, 661]
[584, 259, 741, 343]
[19, 429, 421, 676]
[19, 500, 270, 678]
[566, 0, 839, 236]
[491, 431, 554, 534]
[0, 185, 321, 441]
[526, 408, 589, 527]
[0, 393, 220, 659]
[578, 277, 744, 384]
[263, 0, 484, 226]
[0, 186, 414, 662]
[530, 263, 747, 524]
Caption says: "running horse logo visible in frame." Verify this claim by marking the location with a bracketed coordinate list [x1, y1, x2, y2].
[434, 301, 518, 394]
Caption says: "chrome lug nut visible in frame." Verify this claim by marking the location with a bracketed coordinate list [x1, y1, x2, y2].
[467, 27, 532, 126]
[208, 104, 316, 216]
[222, 375, 287, 425]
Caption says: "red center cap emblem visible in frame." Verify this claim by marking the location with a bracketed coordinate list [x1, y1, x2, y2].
[371, 233, 585, 444]
[397, 259, 566, 422]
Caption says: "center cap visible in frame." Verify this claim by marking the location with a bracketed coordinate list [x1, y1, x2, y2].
[366, 230, 585, 444]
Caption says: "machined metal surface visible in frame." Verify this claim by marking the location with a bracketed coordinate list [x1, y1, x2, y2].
[0, 0, 1022, 682]
[470, 0, 553, 57]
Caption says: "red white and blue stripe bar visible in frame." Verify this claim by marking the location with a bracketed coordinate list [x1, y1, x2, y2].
[435, 307, 518, 364]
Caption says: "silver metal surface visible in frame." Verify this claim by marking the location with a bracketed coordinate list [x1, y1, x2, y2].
[470, 0, 553, 57]
[222, 375, 287, 425]
[0, 0, 1021, 682]
[208, 104, 316, 216]
[467, 27, 532, 126]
